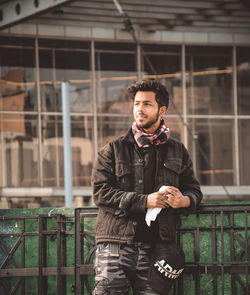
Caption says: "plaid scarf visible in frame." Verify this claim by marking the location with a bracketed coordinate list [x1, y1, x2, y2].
[132, 119, 170, 148]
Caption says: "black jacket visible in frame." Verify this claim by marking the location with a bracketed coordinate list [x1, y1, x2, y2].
[92, 129, 203, 244]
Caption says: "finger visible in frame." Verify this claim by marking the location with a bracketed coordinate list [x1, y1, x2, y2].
[157, 202, 168, 208]
[162, 198, 169, 204]
[163, 193, 170, 199]
[159, 189, 169, 196]
[166, 197, 175, 207]
[159, 198, 169, 207]
[166, 196, 172, 203]
[167, 194, 176, 202]
[161, 194, 170, 205]
[167, 186, 179, 193]
[162, 201, 169, 208]
[164, 189, 176, 197]
[159, 192, 171, 202]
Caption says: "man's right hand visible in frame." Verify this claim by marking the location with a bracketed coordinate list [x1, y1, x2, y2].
[146, 191, 169, 208]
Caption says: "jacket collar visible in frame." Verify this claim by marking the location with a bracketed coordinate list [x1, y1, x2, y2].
[122, 128, 136, 144]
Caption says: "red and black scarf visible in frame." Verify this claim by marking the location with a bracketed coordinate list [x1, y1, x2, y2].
[132, 119, 170, 148]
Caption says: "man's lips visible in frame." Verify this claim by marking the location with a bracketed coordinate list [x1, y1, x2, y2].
[136, 114, 147, 119]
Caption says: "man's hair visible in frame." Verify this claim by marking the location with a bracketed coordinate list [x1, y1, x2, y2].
[127, 79, 170, 109]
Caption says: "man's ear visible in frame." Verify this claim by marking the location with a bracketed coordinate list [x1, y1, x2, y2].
[159, 106, 167, 117]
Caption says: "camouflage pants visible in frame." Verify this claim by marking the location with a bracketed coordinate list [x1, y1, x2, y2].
[92, 242, 160, 295]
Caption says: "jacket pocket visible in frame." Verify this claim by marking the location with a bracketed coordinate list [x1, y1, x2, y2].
[115, 162, 132, 191]
[96, 209, 134, 240]
[163, 159, 182, 187]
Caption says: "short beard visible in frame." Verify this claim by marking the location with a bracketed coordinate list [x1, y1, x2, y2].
[136, 111, 160, 131]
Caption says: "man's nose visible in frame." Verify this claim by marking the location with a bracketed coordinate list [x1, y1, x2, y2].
[137, 104, 144, 112]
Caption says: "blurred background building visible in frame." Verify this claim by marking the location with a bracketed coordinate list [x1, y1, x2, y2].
[0, 0, 249, 208]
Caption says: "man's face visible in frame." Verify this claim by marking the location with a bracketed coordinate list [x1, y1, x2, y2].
[133, 91, 166, 134]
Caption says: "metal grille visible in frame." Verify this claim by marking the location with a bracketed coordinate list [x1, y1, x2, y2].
[176, 204, 250, 295]
[1, 204, 249, 294]
[74, 208, 97, 295]
[0, 213, 76, 295]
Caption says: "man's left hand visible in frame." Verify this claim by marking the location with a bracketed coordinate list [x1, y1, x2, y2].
[164, 186, 191, 208]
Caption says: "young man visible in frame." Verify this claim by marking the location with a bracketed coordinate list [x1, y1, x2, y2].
[91, 80, 202, 295]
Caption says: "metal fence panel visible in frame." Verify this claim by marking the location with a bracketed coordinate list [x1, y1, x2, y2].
[0, 204, 249, 294]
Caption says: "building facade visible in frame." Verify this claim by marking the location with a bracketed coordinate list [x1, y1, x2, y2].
[0, 0, 250, 208]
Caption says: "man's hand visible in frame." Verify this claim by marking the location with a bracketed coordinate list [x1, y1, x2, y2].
[164, 186, 191, 208]
[146, 187, 191, 209]
[146, 191, 170, 208]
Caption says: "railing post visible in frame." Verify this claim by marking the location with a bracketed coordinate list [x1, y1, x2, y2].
[75, 208, 81, 294]
[38, 216, 47, 295]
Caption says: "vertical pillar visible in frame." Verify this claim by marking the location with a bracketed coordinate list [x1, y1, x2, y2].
[91, 41, 98, 162]
[233, 46, 240, 185]
[35, 37, 43, 187]
[137, 43, 142, 80]
[182, 44, 188, 148]
[62, 81, 72, 208]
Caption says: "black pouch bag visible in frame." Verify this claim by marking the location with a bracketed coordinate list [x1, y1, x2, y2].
[149, 242, 185, 295]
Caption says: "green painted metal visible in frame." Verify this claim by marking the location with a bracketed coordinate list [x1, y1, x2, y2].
[0, 203, 249, 295]
[0, 208, 75, 295]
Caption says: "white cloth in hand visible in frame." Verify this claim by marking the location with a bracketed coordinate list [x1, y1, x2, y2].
[145, 186, 169, 227]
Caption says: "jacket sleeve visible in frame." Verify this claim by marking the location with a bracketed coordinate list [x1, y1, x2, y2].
[91, 142, 147, 216]
[179, 144, 203, 213]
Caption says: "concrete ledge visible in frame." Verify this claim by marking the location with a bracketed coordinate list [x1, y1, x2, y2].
[184, 31, 208, 43]
[139, 30, 161, 42]
[0, 187, 92, 197]
[9, 23, 36, 35]
[92, 27, 115, 39]
[0, 186, 249, 198]
[161, 31, 184, 42]
[65, 26, 91, 39]
[208, 33, 233, 44]
[201, 185, 250, 196]
[1, 24, 250, 45]
[38, 24, 64, 36]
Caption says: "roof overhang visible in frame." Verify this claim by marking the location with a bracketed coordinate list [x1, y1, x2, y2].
[0, 0, 76, 30]
[0, 0, 250, 36]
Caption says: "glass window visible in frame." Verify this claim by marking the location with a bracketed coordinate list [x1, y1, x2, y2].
[39, 39, 91, 113]
[188, 119, 234, 186]
[98, 116, 132, 149]
[142, 44, 182, 114]
[237, 47, 250, 115]
[39, 39, 90, 50]
[71, 116, 94, 187]
[239, 119, 250, 185]
[42, 115, 63, 187]
[95, 42, 137, 114]
[39, 49, 55, 112]
[164, 116, 184, 143]
[95, 42, 135, 51]
[55, 49, 91, 113]
[186, 46, 233, 115]
[0, 115, 39, 187]
[0, 44, 37, 112]
[0, 36, 34, 47]
[42, 115, 94, 187]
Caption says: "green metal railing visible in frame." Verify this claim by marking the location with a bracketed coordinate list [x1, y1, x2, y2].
[0, 204, 249, 295]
